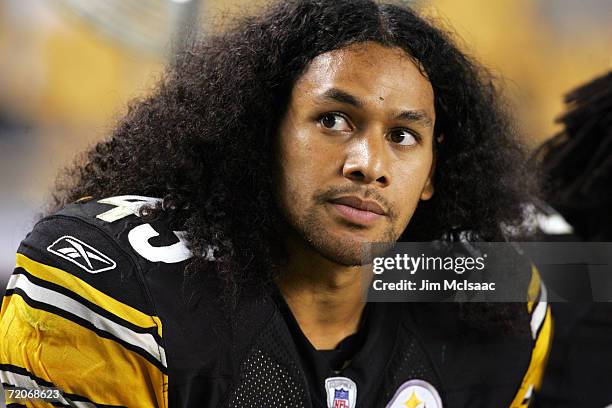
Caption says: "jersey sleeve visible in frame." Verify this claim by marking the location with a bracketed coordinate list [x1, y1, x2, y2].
[509, 265, 553, 408]
[1, 214, 168, 407]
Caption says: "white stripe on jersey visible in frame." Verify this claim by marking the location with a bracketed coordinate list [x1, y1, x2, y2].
[7, 273, 167, 368]
[0, 369, 96, 407]
[530, 283, 548, 340]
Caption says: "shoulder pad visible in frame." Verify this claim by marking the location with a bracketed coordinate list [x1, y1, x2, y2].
[0, 195, 187, 407]
[57, 195, 193, 264]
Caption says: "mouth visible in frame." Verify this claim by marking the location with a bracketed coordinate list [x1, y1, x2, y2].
[328, 196, 387, 225]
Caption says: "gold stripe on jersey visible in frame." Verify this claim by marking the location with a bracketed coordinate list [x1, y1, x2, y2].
[527, 265, 541, 313]
[0, 294, 168, 408]
[6, 272, 166, 370]
[509, 304, 553, 408]
[15, 253, 162, 338]
[152, 316, 163, 337]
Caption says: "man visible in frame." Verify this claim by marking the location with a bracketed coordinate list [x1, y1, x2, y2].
[0, 1, 551, 407]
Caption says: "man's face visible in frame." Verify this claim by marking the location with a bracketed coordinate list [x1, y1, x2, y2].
[277, 41, 436, 266]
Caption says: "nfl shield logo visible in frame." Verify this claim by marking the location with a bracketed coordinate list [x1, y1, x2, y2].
[325, 377, 357, 408]
[333, 388, 350, 408]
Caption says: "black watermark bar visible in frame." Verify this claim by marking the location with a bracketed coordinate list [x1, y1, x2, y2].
[360, 242, 612, 302]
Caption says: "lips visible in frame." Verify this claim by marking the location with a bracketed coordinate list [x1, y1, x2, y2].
[329, 196, 387, 216]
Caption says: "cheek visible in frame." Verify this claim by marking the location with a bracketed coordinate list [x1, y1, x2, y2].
[277, 128, 324, 214]
[390, 155, 433, 217]
[279, 120, 343, 181]
[280, 133, 312, 175]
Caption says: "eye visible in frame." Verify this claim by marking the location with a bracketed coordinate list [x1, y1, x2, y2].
[319, 113, 352, 131]
[388, 129, 418, 146]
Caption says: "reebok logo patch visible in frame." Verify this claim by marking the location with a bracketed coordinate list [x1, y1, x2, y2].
[47, 236, 117, 273]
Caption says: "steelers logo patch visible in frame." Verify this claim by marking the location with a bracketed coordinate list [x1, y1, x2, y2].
[385, 379, 442, 408]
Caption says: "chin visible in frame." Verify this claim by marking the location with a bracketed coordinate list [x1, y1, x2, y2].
[315, 244, 365, 266]
[294, 209, 399, 265]
[307, 232, 396, 266]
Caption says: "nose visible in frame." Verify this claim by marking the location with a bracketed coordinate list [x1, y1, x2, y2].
[342, 133, 390, 187]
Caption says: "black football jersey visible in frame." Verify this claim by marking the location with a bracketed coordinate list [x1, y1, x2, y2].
[0, 196, 552, 407]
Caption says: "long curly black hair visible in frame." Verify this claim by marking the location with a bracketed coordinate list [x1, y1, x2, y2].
[53, 0, 536, 324]
[534, 71, 612, 240]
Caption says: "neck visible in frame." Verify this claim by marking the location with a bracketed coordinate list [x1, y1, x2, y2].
[276, 234, 367, 350]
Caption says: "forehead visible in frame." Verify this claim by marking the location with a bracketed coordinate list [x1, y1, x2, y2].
[292, 41, 435, 118]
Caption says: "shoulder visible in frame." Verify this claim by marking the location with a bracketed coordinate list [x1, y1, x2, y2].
[1, 195, 195, 407]
[15, 195, 193, 312]
[510, 265, 553, 407]
[400, 258, 553, 407]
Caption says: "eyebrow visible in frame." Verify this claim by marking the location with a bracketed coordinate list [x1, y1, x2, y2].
[319, 88, 363, 108]
[394, 110, 433, 128]
[318, 87, 434, 128]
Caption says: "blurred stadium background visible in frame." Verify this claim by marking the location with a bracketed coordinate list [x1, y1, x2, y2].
[0, 0, 610, 406]
[0, 0, 611, 294]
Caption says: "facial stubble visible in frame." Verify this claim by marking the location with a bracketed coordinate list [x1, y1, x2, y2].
[291, 187, 401, 266]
